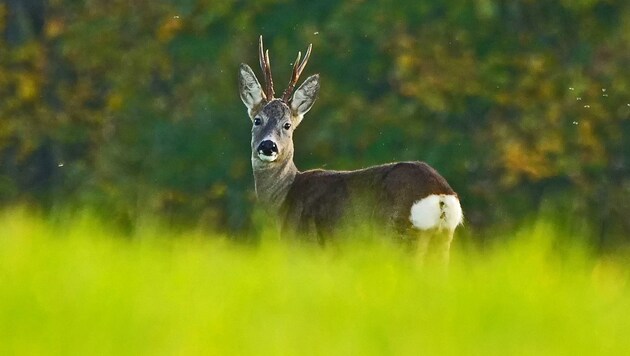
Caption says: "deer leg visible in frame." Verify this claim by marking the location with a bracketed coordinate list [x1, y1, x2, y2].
[402, 229, 433, 264]
[416, 230, 433, 264]
[427, 228, 454, 267]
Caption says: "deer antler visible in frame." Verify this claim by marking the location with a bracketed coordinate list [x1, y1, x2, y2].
[282, 43, 312, 103]
[258, 35, 274, 101]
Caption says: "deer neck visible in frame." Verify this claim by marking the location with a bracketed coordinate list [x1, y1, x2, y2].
[252, 156, 298, 212]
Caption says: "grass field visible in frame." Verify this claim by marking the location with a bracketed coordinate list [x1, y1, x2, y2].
[1, 208, 629, 355]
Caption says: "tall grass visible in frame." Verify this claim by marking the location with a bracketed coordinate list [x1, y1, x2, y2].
[0, 208, 628, 355]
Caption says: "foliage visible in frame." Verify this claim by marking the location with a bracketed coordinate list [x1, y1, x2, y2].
[1, 209, 629, 354]
[0, 0, 629, 244]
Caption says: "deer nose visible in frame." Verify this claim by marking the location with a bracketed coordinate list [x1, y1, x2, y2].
[257, 140, 278, 156]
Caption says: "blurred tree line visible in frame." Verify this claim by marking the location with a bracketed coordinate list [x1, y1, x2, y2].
[1, 0, 629, 246]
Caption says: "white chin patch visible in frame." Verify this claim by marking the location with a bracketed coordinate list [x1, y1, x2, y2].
[258, 152, 278, 162]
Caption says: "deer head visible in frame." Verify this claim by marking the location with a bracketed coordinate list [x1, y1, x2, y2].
[239, 36, 320, 165]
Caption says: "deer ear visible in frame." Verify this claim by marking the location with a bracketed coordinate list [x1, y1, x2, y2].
[291, 74, 320, 122]
[239, 63, 266, 117]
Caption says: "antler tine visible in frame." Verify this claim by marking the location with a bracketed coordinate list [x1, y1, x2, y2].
[281, 51, 301, 102]
[282, 43, 313, 103]
[264, 49, 274, 99]
[298, 43, 313, 77]
[258, 35, 274, 100]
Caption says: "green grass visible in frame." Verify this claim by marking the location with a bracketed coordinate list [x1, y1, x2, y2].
[1, 208, 629, 355]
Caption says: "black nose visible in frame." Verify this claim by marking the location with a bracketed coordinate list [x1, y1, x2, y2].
[257, 140, 278, 156]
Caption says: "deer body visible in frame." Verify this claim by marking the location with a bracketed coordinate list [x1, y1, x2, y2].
[239, 37, 462, 260]
[282, 162, 460, 235]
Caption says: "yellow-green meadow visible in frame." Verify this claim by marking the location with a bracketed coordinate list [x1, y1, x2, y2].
[1, 209, 628, 355]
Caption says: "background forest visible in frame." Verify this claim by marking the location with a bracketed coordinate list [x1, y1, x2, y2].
[1, 0, 629, 246]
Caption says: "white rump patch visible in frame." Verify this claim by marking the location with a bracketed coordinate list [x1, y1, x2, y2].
[409, 194, 463, 231]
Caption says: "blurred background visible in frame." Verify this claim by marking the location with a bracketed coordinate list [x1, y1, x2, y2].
[0, 0, 628, 247]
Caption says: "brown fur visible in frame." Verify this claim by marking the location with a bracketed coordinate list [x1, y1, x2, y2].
[280, 161, 455, 240]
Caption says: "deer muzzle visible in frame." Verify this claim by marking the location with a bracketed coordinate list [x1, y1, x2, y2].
[257, 140, 279, 162]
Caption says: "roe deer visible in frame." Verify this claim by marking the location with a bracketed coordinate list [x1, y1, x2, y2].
[239, 36, 463, 262]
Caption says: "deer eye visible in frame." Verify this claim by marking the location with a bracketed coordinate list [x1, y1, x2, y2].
[253, 118, 262, 126]
[283, 122, 292, 130]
